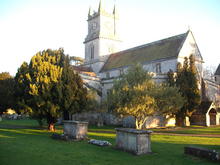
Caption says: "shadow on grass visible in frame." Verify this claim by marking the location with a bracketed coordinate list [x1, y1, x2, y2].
[0, 127, 219, 165]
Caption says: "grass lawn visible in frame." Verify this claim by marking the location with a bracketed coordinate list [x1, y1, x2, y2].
[0, 119, 39, 127]
[151, 126, 220, 135]
[0, 119, 220, 165]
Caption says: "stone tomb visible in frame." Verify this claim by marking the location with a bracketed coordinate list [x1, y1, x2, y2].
[63, 120, 88, 140]
[115, 128, 152, 155]
[184, 146, 220, 162]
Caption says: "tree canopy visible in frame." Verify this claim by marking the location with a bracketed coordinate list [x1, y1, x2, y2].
[54, 54, 88, 120]
[0, 72, 14, 114]
[167, 55, 201, 126]
[108, 64, 184, 129]
[15, 48, 88, 131]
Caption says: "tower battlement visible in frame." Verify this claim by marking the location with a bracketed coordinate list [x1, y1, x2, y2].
[83, 0, 122, 73]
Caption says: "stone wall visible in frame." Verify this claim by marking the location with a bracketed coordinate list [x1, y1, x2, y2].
[71, 112, 175, 128]
[71, 112, 122, 126]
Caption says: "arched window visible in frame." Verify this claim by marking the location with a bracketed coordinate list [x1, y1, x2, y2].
[90, 45, 94, 59]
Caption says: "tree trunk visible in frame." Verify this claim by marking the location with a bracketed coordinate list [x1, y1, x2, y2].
[48, 123, 55, 132]
[63, 111, 69, 120]
[135, 119, 144, 130]
[176, 115, 185, 127]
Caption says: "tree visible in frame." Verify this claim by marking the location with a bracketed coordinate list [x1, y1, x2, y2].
[54, 55, 88, 120]
[108, 64, 184, 129]
[167, 69, 175, 86]
[167, 55, 201, 126]
[0, 72, 15, 114]
[150, 84, 185, 120]
[14, 62, 33, 115]
[15, 48, 88, 131]
[70, 56, 84, 66]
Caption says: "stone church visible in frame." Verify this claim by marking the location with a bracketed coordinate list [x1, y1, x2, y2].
[74, 1, 220, 127]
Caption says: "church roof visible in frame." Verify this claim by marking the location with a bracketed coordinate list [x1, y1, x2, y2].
[214, 64, 220, 75]
[72, 66, 97, 77]
[101, 31, 189, 72]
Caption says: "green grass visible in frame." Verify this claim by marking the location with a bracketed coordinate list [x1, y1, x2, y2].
[151, 126, 220, 135]
[0, 119, 220, 165]
[0, 119, 39, 127]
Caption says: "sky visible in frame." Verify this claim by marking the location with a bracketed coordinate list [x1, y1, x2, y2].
[0, 0, 220, 75]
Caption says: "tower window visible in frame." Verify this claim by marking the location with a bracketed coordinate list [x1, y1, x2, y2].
[91, 45, 94, 59]
[92, 22, 97, 30]
[156, 63, 161, 74]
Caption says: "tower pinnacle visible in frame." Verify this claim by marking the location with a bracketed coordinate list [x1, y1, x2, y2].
[88, 6, 93, 17]
[98, 0, 103, 13]
[113, 4, 118, 16]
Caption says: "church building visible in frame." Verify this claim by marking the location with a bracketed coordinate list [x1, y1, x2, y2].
[75, 1, 220, 127]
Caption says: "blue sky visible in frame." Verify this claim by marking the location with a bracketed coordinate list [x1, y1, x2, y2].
[0, 0, 220, 75]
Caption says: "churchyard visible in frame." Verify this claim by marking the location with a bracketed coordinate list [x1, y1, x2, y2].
[0, 119, 219, 165]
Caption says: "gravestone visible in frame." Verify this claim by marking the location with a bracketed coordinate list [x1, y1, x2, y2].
[63, 120, 88, 140]
[184, 146, 220, 162]
[115, 128, 152, 155]
[88, 139, 112, 146]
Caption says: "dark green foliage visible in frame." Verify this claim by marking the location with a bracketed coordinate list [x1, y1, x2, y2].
[0, 72, 14, 114]
[55, 55, 88, 120]
[167, 69, 175, 86]
[150, 84, 186, 117]
[14, 48, 88, 130]
[167, 55, 201, 126]
[14, 62, 32, 114]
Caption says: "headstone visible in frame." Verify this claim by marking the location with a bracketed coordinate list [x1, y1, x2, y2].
[122, 116, 135, 128]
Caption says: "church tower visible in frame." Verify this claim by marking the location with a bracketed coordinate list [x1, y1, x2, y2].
[83, 1, 122, 73]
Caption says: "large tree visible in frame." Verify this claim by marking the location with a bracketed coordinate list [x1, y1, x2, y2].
[54, 54, 88, 120]
[15, 48, 88, 131]
[167, 55, 201, 126]
[108, 64, 184, 129]
[0, 72, 15, 114]
[14, 62, 33, 115]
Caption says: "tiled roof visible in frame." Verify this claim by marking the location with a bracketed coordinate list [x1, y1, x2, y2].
[72, 66, 97, 77]
[72, 66, 93, 72]
[101, 31, 189, 72]
[214, 64, 220, 75]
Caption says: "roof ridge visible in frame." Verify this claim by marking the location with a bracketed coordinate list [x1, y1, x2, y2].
[215, 64, 220, 75]
[101, 31, 189, 72]
[111, 32, 188, 56]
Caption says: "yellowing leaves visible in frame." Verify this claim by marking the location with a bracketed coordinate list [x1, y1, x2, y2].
[29, 84, 38, 95]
